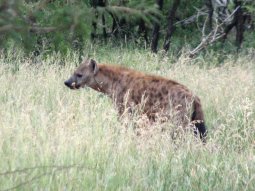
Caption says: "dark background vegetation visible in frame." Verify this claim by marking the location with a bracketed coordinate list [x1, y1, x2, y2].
[0, 0, 254, 58]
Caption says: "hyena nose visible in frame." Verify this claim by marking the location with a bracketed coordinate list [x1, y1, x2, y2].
[64, 80, 71, 87]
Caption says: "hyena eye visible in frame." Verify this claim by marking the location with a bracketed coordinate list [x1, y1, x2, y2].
[76, 74, 83, 78]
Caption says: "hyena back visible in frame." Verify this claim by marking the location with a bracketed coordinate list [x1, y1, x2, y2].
[64, 59, 207, 142]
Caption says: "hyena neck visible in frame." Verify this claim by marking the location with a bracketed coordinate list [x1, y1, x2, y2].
[89, 64, 123, 97]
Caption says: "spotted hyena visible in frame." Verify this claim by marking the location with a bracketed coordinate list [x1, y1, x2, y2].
[64, 59, 207, 142]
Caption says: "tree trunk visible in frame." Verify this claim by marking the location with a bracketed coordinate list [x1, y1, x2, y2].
[90, 0, 98, 40]
[107, 11, 118, 37]
[206, 0, 213, 31]
[163, 0, 180, 52]
[102, 13, 107, 42]
[223, 21, 236, 41]
[90, 0, 106, 41]
[100, 0, 107, 42]
[91, 8, 98, 40]
[138, 19, 148, 44]
[223, 1, 245, 49]
[151, 0, 163, 53]
[119, 17, 128, 38]
[234, 0, 245, 49]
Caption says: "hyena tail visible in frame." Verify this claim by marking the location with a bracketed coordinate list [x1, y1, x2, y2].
[191, 97, 207, 143]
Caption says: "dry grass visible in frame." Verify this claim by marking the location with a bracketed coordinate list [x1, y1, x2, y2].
[0, 48, 254, 190]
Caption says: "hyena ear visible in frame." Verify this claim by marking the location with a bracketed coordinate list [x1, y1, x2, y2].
[88, 59, 99, 75]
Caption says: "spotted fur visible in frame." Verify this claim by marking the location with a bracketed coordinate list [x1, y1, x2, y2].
[65, 59, 207, 142]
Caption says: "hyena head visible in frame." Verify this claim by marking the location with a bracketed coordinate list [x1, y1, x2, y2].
[64, 58, 99, 89]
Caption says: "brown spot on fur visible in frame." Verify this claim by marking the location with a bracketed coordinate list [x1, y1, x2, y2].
[181, 94, 186, 100]
[177, 91, 183, 98]
[157, 92, 162, 98]
[152, 79, 159, 83]
[134, 97, 139, 104]
[162, 86, 168, 95]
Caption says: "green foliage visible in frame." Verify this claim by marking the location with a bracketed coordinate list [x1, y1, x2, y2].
[244, 0, 255, 14]
[0, 0, 92, 53]
[0, 0, 254, 55]
[0, 0, 160, 54]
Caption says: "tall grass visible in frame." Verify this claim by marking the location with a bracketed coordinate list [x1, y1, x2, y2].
[0, 48, 254, 190]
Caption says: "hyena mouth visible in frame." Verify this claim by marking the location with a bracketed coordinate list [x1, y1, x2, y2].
[68, 82, 81, 90]
[65, 79, 82, 89]
[70, 82, 81, 89]
[71, 82, 76, 88]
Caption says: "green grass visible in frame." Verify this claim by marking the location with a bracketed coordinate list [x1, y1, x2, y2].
[0, 48, 254, 190]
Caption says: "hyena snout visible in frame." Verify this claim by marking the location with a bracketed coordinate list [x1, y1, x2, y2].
[64, 77, 80, 89]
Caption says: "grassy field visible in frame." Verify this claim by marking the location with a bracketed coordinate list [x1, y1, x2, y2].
[0, 48, 254, 190]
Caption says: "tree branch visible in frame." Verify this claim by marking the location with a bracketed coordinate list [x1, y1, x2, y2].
[189, 6, 240, 57]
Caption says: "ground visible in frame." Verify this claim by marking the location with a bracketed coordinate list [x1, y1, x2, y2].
[0, 48, 254, 190]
